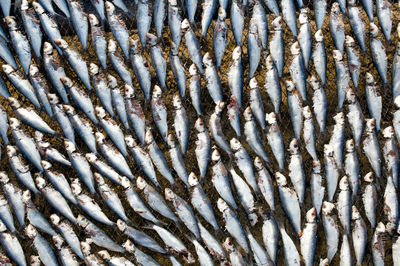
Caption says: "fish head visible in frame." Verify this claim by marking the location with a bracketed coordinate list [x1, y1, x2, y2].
[288, 138, 299, 154]
[170, 42, 179, 55]
[22, 190, 31, 204]
[107, 74, 118, 89]
[63, 104, 75, 115]
[365, 118, 376, 131]
[41, 160, 52, 170]
[32, 2, 45, 14]
[299, 9, 309, 24]
[144, 128, 154, 144]
[265, 112, 277, 125]
[172, 94, 182, 109]
[249, 77, 258, 90]
[194, 117, 206, 132]
[243, 106, 253, 121]
[222, 237, 236, 252]
[124, 84, 134, 98]
[71, 179, 82, 195]
[365, 72, 375, 85]
[272, 16, 283, 30]
[369, 23, 379, 37]
[60, 76, 74, 88]
[88, 14, 99, 26]
[189, 64, 197, 76]
[54, 39, 68, 49]
[7, 97, 21, 109]
[122, 239, 136, 253]
[21, 0, 29, 11]
[50, 214, 60, 225]
[136, 176, 147, 190]
[275, 172, 287, 186]
[181, 18, 190, 32]
[2, 64, 14, 74]
[347, 0, 356, 5]
[80, 240, 92, 255]
[119, 176, 131, 189]
[345, 35, 355, 46]
[331, 2, 340, 13]
[333, 112, 345, 124]
[124, 135, 136, 147]
[95, 132, 105, 143]
[218, 7, 226, 20]
[211, 147, 221, 162]
[167, 134, 176, 147]
[43, 42, 54, 55]
[164, 188, 175, 200]
[4, 16, 17, 29]
[0, 172, 9, 184]
[152, 85, 162, 98]
[232, 46, 242, 61]
[230, 138, 241, 151]
[85, 153, 98, 163]
[6, 145, 17, 157]
[34, 131, 45, 142]
[345, 88, 356, 103]
[146, 33, 158, 46]
[0, 220, 5, 232]
[188, 172, 199, 186]
[308, 75, 320, 90]
[312, 160, 321, 173]
[77, 214, 89, 228]
[94, 173, 105, 185]
[116, 219, 127, 231]
[105, 1, 115, 14]
[332, 49, 343, 61]
[290, 41, 301, 55]
[314, 30, 324, 42]
[52, 235, 64, 249]
[215, 101, 225, 114]
[321, 201, 335, 215]
[339, 176, 349, 190]
[249, 19, 257, 34]
[202, 52, 213, 66]
[395, 95, 400, 108]
[64, 139, 76, 153]
[217, 198, 229, 212]
[108, 39, 117, 52]
[351, 205, 361, 220]
[285, 80, 295, 93]
[29, 64, 39, 76]
[319, 258, 329, 266]
[9, 118, 21, 129]
[95, 106, 106, 118]
[376, 222, 386, 234]
[129, 38, 139, 54]
[97, 250, 111, 260]
[169, 0, 178, 5]
[364, 172, 374, 183]
[89, 63, 99, 75]
[253, 157, 263, 170]
[306, 207, 317, 223]
[25, 224, 37, 239]
[345, 139, 355, 152]
[323, 144, 334, 156]
[383, 126, 394, 138]
[265, 55, 274, 69]
[302, 105, 312, 119]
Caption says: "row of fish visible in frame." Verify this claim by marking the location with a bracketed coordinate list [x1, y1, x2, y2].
[0, 0, 399, 265]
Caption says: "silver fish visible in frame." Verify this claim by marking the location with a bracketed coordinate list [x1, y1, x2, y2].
[68, 0, 88, 52]
[288, 139, 306, 204]
[384, 175, 399, 234]
[136, 0, 151, 48]
[276, 172, 301, 234]
[108, 39, 132, 85]
[0, 220, 26, 266]
[194, 118, 211, 179]
[346, 89, 364, 146]
[324, 144, 339, 201]
[217, 198, 249, 254]
[28, 65, 53, 117]
[270, 16, 284, 77]
[53, 235, 79, 266]
[247, 229, 273, 266]
[344, 139, 359, 197]
[88, 14, 107, 70]
[352, 206, 367, 265]
[265, 112, 285, 170]
[90, 0, 105, 22]
[332, 50, 349, 109]
[129, 39, 151, 101]
[365, 73, 382, 131]
[255, 157, 275, 211]
[363, 119, 381, 178]
[252, 1, 268, 50]
[167, 134, 189, 186]
[311, 160, 325, 216]
[223, 237, 246, 266]
[281, 0, 297, 37]
[105, 1, 129, 58]
[329, 112, 345, 170]
[85, 153, 123, 185]
[96, 174, 126, 222]
[204, 52, 223, 104]
[227, 96, 241, 138]
[170, 42, 187, 97]
[312, 30, 327, 85]
[230, 0, 244, 45]
[147, 33, 167, 90]
[213, 7, 227, 69]
[182, 19, 203, 73]
[188, 173, 219, 231]
[210, 102, 232, 155]
[201, 0, 217, 39]
[314, 0, 327, 30]
[21, 0, 42, 61]
[0, 195, 15, 233]
[377, 0, 392, 41]
[243, 108, 269, 163]
[289, 42, 307, 101]
[371, 222, 386, 265]
[345, 36, 361, 89]
[0, 172, 25, 227]
[125, 85, 146, 144]
[153, 0, 166, 38]
[168, 0, 182, 46]
[298, 9, 312, 69]
[393, 43, 400, 99]
[122, 240, 160, 266]
[302, 106, 318, 160]
[108, 75, 129, 130]
[53, 0, 70, 18]
[247, 19, 261, 78]
[300, 208, 317, 266]
[280, 225, 301, 266]
[362, 172, 378, 228]
[286, 80, 303, 140]
[173, 95, 189, 154]
[369, 22, 388, 85]
[249, 78, 266, 131]
[339, 234, 352, 266]
[264, 54, 281, 113]
[383, 126, 399, 188]
[198, 222, 225, 261]
[329, 3, 345, 53]
[321, 201, 339, 262]
[98, 250, 134, 266]
[337, 176, 351, 234]
[347, 0, 366, 52]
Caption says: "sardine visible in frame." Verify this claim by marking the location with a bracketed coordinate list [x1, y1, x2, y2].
[21, 0, 42, 61]
[286, 80, 303, 140]
[105, 1, 129, 58]
[129, 39, 151, 101]
[289, 42, 307, 100]
[68, 0, 89, 52]
[243, 108, 269, 163]
[324, 144, 339, 201]
[167, 134, 189, 186]
[247, 19, 261, 78]
[352, 206, 367, 265]
[265, 112, 285, 170]
[170, 42, 187, 97]
[182, 19, 203, 73]
[365, 73, 382, 131]
[147, 33, 167, 90]
[345, 36, 361, 89]
[346, 89, 364, 146]
[312, 30, 327, 85]
[311, 160, 324, 216]
[329, 3, 345, 53]
[363, 119, 381, 178]
[302, 106, 318, 160]
[204, 52, 223, 104]
[298, 9, 312, 69]
[321, 201, 339, 262]
[344, 139, 359, 197]
[230, 0, 244, 45]
[89, 14, 107, 70]
[369, 22, 388, 85]
[383, 126, 399, 188]
[281, 0, 297, 37]
[125, 85, 146, 144]
[270, 16, 284, 77]
[347, 0, 366, 52]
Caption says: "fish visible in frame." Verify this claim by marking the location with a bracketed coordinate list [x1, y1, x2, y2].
[170, 42, 187, 98]
[204, 52, 223, 104]
[68, 0, 89, 52]
[288, 139, 306, 204]
[125, 85, 146, 144]
[89, 14, 107, 70]
[108, 75, 129, 129]
[312, 30, 327, 85]
[281, 0, 297, 37]
[365, 73, 382, 131]
[345, 36, 361, 89]
[346, 89, 364, 146]
[369, 22, 388, 85]
[264, 54, 282, 114]
[344, 139, 360, 197]
[53, 235, 79, 266]
[153, 0, 166, 38]
[243, 107, 269, 163]
[289, 42, 307, 101]
[167, 134, 189, 186]
[329, 3, 345, 54]
[377, 0, 392, 41]
[90, 0, 105, 22]
[223, 238, 246, 266]
[311, 160, 324, 216]
[129, 39, 151, 101]
[347, 0, 366, 52]
[314, 0, 327, 30]
[337, 176, 351, 234]
[0, 221, 27, 266]
[302, 106, 318, 160]
[147, 33, 167, 90]
[0, 195, 15, 233]
[321, 201, 339, 262]
[324, 144, 339, 201]
[122, 240, 160, 266]
[98, 250, 135, 266]
[286, 80, 303, 140]
[352, 206, 367, 265]
[21, 0, 42, 61]
[136, 0, 151, 49]
[247, 19, 261, 78]
[247, 229, 273, 265]
[298, 9, 312, 69]
[270, 16, 284, 77]
[230, 0, 244, 45]
[28, 65, 53, 117]
[333, 50, 350, 109]
[168, 0, 182, 46]
[252, 1, 268, 50]
[108, 39, 132, 85]
[300, 208, 317, 266]
[383, 126, 399, 188]
[371, 222, 386, 265]
[265, 112, 285, 170]
[173, 95, 189, 154]
[182, 19, 203, 74]
[329, 112, 345, 170]
[105, 1, 130, 58]
[280, 225, 301, 266]
[363, 119, 382, 178]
